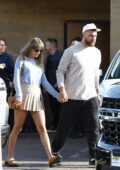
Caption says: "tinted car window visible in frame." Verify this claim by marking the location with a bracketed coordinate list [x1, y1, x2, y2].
[108, 53, 120, 79]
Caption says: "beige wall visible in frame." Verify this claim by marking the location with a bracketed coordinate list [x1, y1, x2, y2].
[0, 0, 110, 59]
[111, 0, 120, 59]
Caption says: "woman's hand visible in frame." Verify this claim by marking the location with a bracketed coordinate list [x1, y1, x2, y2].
[57, 96, 61, 103]
[14, 99, 22, 109]
[57, 94, 64, 103]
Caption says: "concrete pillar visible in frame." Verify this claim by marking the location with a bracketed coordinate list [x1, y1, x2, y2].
[111, 0, 120, 59]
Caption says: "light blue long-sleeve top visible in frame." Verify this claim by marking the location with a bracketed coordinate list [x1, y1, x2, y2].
[13, 56, 59, 101]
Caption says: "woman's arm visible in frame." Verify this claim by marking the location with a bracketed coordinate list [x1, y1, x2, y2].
[41, 73, 59, 98]
[13, 57, 23, 101]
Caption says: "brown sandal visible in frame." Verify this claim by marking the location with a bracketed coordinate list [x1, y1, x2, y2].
[48, 155, 62, 167]
[4, 157, 19, 167]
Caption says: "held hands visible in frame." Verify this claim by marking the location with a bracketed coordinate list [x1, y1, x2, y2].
[57, 87, 68, 103]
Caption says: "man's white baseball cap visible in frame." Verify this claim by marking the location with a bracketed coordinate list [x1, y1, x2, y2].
[82, 23, 101, 33]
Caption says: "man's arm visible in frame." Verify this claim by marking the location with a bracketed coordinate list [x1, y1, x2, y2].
[95, 51, 101, 95]
[56, 48, 73, 102]
[7, 54, 14, 88]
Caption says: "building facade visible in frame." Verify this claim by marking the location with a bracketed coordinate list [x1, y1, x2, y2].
[111, 0, 120, 58]
[0, 0, 111, 72]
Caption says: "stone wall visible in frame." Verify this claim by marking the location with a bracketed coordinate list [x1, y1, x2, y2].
[0, 0, 110, 59]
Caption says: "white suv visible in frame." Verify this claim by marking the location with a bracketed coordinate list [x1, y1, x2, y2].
[96, 50, 120, 170]
[0, 78, 9, 148]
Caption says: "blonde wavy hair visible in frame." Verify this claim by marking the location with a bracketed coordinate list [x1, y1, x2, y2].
[20, 37, 44, 65]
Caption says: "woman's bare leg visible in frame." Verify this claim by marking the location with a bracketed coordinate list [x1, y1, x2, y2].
[30, 110, 53, 159]
[6, 109, 27, 160]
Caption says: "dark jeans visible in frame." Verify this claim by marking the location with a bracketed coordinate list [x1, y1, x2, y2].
[52, 97, 100, 158]
[71, 112, 84, 136]
[7, 88, 15, 131]
[48, 94, 61, 129]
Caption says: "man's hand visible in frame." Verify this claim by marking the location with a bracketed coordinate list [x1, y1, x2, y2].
[57, 95, 63, 103]
[0, 63, 5, 69]
[96, 88, 99, 95]
[59, 87, 68, 103]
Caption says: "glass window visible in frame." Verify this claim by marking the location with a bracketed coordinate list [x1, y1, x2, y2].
[108, 53, 120, 79]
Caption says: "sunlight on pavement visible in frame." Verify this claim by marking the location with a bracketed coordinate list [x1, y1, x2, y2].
[2, 160, 95, 170]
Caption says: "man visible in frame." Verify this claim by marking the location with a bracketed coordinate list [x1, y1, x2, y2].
[70, 36, 85, 139]
[0, 39, 14, 97]
[0, 39, 14, 131]
[45, 38, 62, 129]
[52, 23, 101, 165]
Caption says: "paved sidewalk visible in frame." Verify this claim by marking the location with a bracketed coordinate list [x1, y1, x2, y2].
[2, 132, 96, 170]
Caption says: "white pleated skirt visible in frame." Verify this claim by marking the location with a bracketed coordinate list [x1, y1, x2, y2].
[20, 84, 44, 111]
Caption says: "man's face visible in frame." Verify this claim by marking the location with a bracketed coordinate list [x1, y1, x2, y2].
[45, 41, 53, 54]
[0, 40, 6, 54]
[84, 30, 97, 47]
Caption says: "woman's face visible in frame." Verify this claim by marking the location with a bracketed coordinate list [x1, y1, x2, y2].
[29, 48, 41, 58]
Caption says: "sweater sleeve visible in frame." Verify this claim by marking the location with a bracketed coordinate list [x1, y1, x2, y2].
[56, 48, 73, 88]
[13, 57, 23, 101]
[41, 73, 59, 98]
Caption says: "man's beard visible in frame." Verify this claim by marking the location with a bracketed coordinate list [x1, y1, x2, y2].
[85, 39, 96, 47]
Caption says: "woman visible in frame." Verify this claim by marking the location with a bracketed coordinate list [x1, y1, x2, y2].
[5, 37, 62, 167]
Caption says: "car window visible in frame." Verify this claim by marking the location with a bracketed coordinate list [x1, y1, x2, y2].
[108, 53, 120, 79]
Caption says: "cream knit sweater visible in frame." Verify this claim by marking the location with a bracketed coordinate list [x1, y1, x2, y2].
[56, 42, 101, 100]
